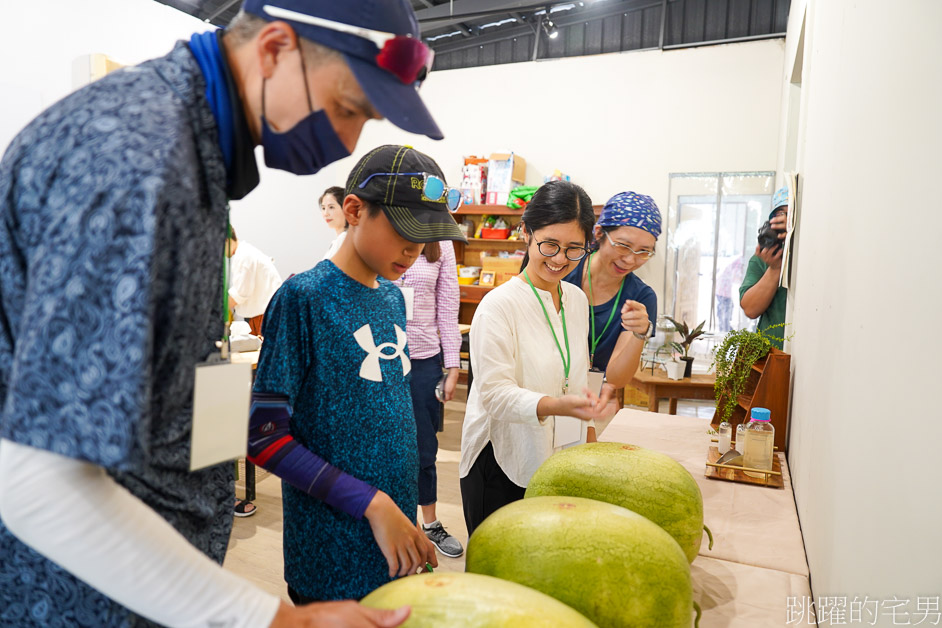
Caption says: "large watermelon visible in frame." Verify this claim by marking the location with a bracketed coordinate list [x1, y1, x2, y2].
[360, 572, 598, 627]
[525, 441, 706, 563]
[465, 496, 693, 628]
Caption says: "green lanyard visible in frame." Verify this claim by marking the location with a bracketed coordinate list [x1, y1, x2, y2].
[523, 269, 571, 393]
[586, 252, 624, 366]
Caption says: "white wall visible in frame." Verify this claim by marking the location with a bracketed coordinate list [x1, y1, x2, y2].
[781, 0, 942, 616]
[1, 2, 784, 294]
[231, 39, 786, 288]
[0, 0, 206, 152]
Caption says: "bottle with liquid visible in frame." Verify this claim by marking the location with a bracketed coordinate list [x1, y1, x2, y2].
[718, 422, 732, 454]
[742, 408, 774, 478]
[735, 423, 748, 456]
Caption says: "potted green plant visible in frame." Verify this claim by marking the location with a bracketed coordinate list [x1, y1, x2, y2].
[711, 325, 787, 425]
[665, 317, 706, 378]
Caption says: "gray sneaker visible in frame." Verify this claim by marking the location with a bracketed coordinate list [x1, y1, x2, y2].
[423, 522, 464, 558]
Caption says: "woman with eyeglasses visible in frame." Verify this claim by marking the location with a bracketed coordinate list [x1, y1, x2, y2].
[562, 191, 660, 396]
[459, 180, 617, 536]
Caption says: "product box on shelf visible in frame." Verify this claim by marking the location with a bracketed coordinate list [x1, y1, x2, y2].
[481, 256, 522, 286]
[485, 153, 526, 205]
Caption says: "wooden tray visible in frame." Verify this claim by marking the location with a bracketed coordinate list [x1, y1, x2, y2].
[704, 446, 784, 489]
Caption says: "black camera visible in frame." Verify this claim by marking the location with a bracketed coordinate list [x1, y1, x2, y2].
[757, 221, 783, 252]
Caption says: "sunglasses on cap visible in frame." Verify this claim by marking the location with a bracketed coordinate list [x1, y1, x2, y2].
[357, 172, 462, 212]
[261, 5, 435, 85]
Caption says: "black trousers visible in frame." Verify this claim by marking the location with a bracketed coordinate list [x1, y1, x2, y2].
[460, 442, 526, 538]
[288, 586, 333, 605]
[410, 354, 443, 506]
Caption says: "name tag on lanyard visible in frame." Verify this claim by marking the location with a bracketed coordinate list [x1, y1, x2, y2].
[190, 357, 252, 471]
[586, 368, 614, 436]
[554, 415, 584, 449]
[399, 286, 415, 321]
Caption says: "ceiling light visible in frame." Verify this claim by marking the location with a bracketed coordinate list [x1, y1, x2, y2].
[542, 17, 559, 39]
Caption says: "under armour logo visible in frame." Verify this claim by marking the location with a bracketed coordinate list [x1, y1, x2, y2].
[353, 324, 411, 382]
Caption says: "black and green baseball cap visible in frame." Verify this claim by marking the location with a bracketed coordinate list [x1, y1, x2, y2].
[345, 145, 468, 244]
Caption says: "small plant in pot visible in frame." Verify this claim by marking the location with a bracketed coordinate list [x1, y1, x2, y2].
[711, 324, 788, 425]
[665, 317, 706, 378]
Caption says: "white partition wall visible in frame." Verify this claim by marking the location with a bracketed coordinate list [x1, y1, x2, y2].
[780, 0, 942, 618]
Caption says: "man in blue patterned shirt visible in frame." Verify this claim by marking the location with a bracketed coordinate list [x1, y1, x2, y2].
[0, 1, 441, 626]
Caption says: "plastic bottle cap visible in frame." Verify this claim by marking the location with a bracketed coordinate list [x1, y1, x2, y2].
[751, 407, 771, 421]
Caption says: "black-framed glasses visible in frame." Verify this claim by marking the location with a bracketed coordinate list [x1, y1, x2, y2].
[604, 231, 655, 260]
[357, 171, 461, 211]
[535, 240, 589, 261]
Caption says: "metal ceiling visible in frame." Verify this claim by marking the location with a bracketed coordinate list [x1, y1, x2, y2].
[154, 0, 788, 70]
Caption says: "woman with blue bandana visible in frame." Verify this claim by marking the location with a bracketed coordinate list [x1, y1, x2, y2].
[563, 191, 660, 395]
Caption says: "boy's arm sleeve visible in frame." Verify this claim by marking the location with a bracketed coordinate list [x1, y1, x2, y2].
[247, 393, 377, 519]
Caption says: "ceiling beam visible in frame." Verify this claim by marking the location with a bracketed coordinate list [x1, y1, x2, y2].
[429, 0, 661, 54]
[415, 0, 475, 37]
[416, 0, 541, 31]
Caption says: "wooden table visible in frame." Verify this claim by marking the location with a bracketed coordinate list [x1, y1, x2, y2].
[630, 367, 716, 414]
[600, 409, 812, 626]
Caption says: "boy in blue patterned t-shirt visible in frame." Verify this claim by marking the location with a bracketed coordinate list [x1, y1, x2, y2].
[247, 145, 467, 602]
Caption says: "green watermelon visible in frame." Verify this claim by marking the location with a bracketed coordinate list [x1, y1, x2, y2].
[525, 441, 706, 563]
[360, 571, 598, 627]
[465, 496, 693, 628]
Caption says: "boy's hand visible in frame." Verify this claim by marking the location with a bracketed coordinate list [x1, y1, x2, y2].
[365, 491, 438, 578]
[270, 600, 410, 627]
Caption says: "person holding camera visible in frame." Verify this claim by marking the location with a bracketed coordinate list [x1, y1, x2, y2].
[739, 186, 789, 348]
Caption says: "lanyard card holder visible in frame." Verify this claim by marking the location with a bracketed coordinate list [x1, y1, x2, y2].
[399, 285, 415, 321]
[189, 352, 253, 471]
[587, 368, 615, 437]
[554, 416, 584, 450]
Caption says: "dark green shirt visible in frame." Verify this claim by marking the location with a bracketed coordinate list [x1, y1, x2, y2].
[739, 255, 787, 348]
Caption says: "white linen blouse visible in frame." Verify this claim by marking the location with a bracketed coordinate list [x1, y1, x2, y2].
[458, 275, 592, 487]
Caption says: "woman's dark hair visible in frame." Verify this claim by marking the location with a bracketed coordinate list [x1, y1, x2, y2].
[319, 186, 345, 207]
[589, 225, 620, 252]
[519, 180, 595, 272]
[423, 241, 441, 264]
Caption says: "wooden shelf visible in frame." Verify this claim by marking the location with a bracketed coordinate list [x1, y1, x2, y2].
[465, 238, 525, 245]
[714, 347, 791, 454]
[454, 204, 603, 216]
[458, 285, 495, 304]
[455, 204, 524, 216]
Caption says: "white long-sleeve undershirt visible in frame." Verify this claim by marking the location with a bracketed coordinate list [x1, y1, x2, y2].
[0, 439, 280, 628]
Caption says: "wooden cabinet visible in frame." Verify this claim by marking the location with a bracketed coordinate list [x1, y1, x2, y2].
[452, 203, 602, 325]
[453, 205, 527, 325]
[713, 347, 792, 453]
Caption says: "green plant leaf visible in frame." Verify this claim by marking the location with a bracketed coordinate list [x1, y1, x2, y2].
[665, 316, 684, 334]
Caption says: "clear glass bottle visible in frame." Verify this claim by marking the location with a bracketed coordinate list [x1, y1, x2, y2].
[735, 423, 748, 455]
[743, 408, 774, 478]
[718, 421, 732, 454]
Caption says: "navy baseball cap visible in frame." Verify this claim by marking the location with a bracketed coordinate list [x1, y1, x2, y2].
[241, 0, 443, 140]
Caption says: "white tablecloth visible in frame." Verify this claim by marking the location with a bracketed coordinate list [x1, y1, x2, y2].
[601, 408, 813, 626]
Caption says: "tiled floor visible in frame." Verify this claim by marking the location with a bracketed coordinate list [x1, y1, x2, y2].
[223, 385, 716, 600]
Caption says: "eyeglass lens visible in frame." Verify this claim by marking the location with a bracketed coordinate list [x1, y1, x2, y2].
[537, 241, 587, 261]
